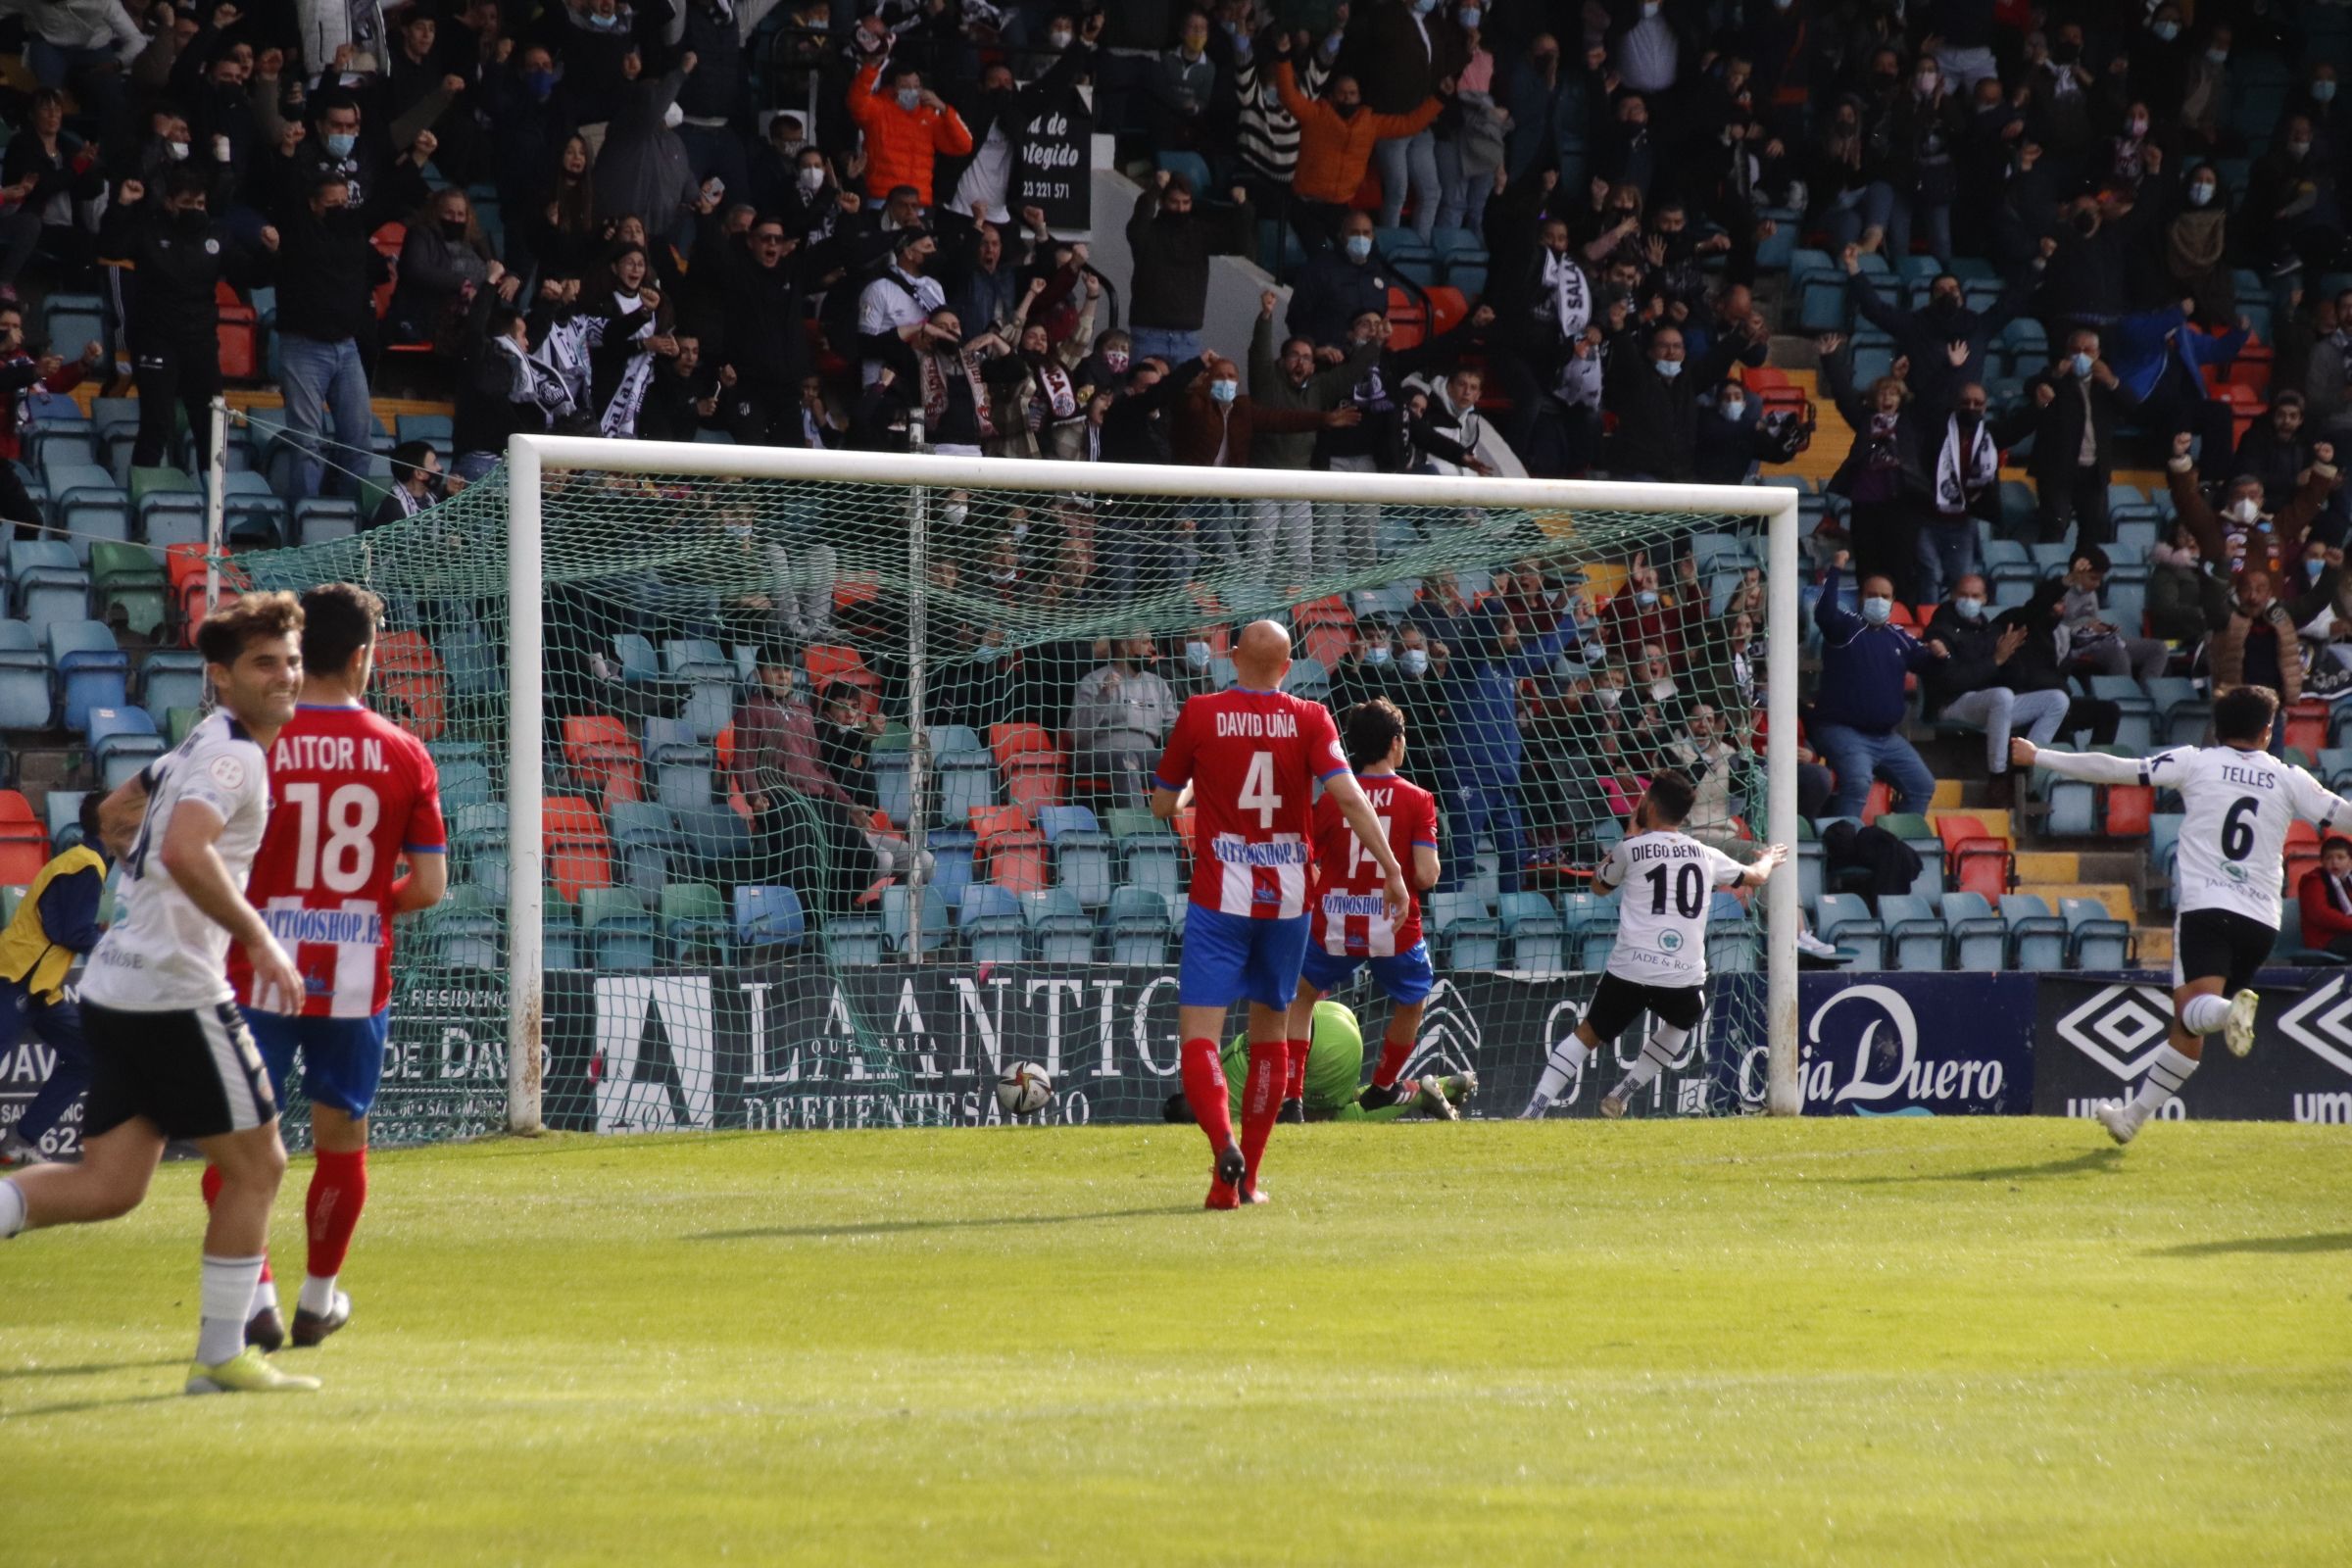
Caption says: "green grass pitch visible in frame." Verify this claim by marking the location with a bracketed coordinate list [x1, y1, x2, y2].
[6, 1119, 2349, 1566]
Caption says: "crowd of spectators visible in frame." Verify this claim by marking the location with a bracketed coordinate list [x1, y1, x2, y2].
[10, 0, 2352, 916]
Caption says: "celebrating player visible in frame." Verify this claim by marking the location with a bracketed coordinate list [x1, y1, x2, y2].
[1152, 619, 1408, 1208]
[2013, 684, 2351, 1145]
[0, 797, 111, 1167]
[1518, 770, 1788, 1119]
[1287, 699, 1443, 1119]
[0, 594, 317, 1396]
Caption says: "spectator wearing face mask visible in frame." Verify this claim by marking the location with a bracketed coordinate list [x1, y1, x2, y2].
[1917, 379, 2031, 603]
[2243, 114, 2338, 279]
[1840, 240, 2044, 414]
[2147, 522, 2229, 644]
[1272, 32, 1444, 255]
[1125, 172, 1255, 368]
[1810, 552, 1946, 818]
[1921, 573, 2074, 805]
[950, 19, 1098, 226]
[2205, 560, 2339, 717]
[1600, 319, 1741, 482]
[848, 57, 974, 208]
[2235, 393, 2318, 513]
[2021, 327, 2141, 548]
[1331, 618, 1406, 717]
[1069, 634, 1178, 802]
[367, 438, 459, 531]
[1288, 210, 1395, 352]
[99, 165, 263, 471]
[2058, 545, 2170, 685]
[1597, 560, 1690, 661]
[1343, 0, 1467, 244]
[2167, 429, 2341, 585]
[1818, 332, 1933, 604]
[1168, 350, 1361, 567]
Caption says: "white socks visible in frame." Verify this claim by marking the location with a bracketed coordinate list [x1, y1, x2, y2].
[2129, 1044, 2199, 1124]
[299, 1274, 340, 1317]
[1528, 1037, 1591, 1110]
[197, 1254, 265, 1366]
[2180, 993, 2232, 1036]
[1615, 1024, 1690, 1097]
[0, 1177, 24, 1239]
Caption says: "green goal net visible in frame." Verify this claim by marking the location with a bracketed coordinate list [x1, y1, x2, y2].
[238, 451, 1788, 1142]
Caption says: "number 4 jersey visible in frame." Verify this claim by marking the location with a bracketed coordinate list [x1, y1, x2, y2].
[226, 702, 447, 1018]
[1154, 687, 1350, 918]
[1596, 830, 1747, 987]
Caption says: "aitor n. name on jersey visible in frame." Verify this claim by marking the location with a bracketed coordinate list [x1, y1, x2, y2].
[2142, 746, 2349, 926]
[1596, 831, 1747, 986]
[226, 704, 446, 1018]
[1311, 773, 1438, 956]
[1154, 688, 1350, 918]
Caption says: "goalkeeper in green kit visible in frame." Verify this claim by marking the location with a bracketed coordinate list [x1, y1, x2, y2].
[1162, 1000, 1474, 1125]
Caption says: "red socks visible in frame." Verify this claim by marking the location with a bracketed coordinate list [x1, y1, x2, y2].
[306, 1149, 368, 1282]
[199, 1163, 271, 1288]
[1372, 1034, 1414, 1089]
[1239, 1041, 1285, 1188]
[1284, 1037, 1311, 1101]
[1179, 1038, 1234, 1152]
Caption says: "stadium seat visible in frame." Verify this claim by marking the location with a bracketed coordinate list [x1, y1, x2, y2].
[0, 812, 50, 886]
[957, 881, 1028, 965]
[2000, 894, 2070, 970]
[733, 885, 807, 949]
[1020, 886, 1096, 963]
[86, 706, 164, 791]
[1497, 890, 1563, 973]
[1003, 750, 1067, 819]
[1873, 812, 1943, 896]
[2038, 768, 2099, 837]
[881, 884, 952, 954]
[564, 713, 646, 807]
[544, 796, 613, 902]
[580, 886, 659, 972]
[926, 825, 977, 910]
[1106, 885, 1171, 965]
[657, 883, 730, 964]
[373, 631, 448, 741]
[46, 464, 130, 562]
[294, 497, 363, 547]
[49, 620, 128, 734]
[1706, 890, 1759, 973]
[609, 801, 679, 896]
[12, 539, 89, 638]
[44, 789, 87, 850]
[1815, 893, 1886, 967]
[823, 914, 888, 966]
[1554, 891, 1617, 971]
[1936, 891, 2006, 969]
[0, 622, 47, 731]
[1936, 814, 2013, 899]
[1431, 888, 1501, 969]
[989, 722, 1058, 771]
[940, 744, 998, 826]
[2060, 898, 2132, 969]
[1880, 894, 1947, 970]
[91, 541, 168, 637]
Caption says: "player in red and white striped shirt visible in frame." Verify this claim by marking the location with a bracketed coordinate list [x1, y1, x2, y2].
[1289, 700, 1446, 1117]
[1152, 621, 1407, 1208]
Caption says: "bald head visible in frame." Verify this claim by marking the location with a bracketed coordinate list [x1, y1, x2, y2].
[1233, 619, 1294, 688]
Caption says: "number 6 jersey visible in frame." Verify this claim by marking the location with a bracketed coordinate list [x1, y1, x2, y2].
[225, 701, 446, 1018]
[1595, 830, 1747, 987]
[2142, 746, 2349, 927]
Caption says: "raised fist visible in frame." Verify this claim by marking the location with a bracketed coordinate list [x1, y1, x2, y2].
[2173, 430, 2195, 460]
[119, 177, 146, 205]
[1261, 289, 1279, 317]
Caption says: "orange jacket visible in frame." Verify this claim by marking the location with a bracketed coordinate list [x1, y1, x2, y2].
[1274, 61, 1442, 206]
[847, 61, 975, 206]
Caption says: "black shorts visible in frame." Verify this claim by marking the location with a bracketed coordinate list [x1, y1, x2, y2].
[2172, 907, 2278, 996]
[82, 1000, 278, 1143]
[1585, 972, 1708, 1044]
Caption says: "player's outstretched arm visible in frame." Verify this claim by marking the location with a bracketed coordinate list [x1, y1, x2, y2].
[2010, 737, 2147, 783]
[1739, 843, 1790, 888]
[97, 772, 150, 858]
[157, 801, 304, 1014]
[1323, 771, 1411, 921]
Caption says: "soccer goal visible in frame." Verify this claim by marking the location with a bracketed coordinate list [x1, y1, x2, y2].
[241, 440, 1801, 1140]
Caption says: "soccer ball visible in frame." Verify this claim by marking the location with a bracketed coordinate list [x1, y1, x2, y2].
[997, 1061, 1054, 1116]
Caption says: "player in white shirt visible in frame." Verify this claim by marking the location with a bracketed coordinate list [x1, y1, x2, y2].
[1518, 770, 1789, 1119]
[2014, 684, 2352, 1146]
[0, 595, 315, 1396]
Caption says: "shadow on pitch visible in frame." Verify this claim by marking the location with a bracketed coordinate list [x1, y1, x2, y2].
[1829, 1148, 2124, 1186]
[2150, 1231, 2352, 1258]
[0, 1358, 183, 1382]
[1, 1392, 182, 1419]
[691, 1203, 1203, 1241]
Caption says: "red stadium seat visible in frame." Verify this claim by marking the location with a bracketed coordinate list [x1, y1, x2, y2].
[2104, 783, 2153, 837]
[989, 722, 1058, 771]
[1294, 595, 1356, 672]
[1862, 779, 1894, 824]
[1937, 813, 2014, 899]
[2285, 700, 2328, 759]
[563, 714, 645, 807]
[972, 806, 1050, 894]
[1423, 285, 1467, 335]
[370, 222, 405, 321]
[544, 796, 612, 904]
[1004, 755, 1066, 819]
[371, 631, 447, 741]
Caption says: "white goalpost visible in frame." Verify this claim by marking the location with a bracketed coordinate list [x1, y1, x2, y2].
[500, 436, 1805, 1131]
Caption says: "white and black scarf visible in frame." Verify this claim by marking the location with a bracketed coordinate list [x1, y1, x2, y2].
[1934, 413, 1998, 515]
[1542, 249, 1591, 341]
[597, 291, 660, 440]
[495, 335, 576, 421]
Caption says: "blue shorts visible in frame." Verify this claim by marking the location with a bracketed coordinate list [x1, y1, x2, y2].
[1298, 942, 1437, 1005]
[1179, 906, 1311, 1010]
[242, 1009, 390, 1119]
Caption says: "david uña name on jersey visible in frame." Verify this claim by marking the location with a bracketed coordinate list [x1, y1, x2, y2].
[1211, 710, 1302, 738]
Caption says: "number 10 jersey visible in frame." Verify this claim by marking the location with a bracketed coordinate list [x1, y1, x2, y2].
[1595, 830, 1747, 988]
[2143, 745, 2348, 929]
[226, 702, 447, 1018]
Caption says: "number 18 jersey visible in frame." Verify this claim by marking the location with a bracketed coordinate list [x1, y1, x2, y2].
[226, 702, 447, 1018]
[1596, 830, 1746, 987]
[1154, 688, 1350, 918]
[2143, 745, 2348, 927]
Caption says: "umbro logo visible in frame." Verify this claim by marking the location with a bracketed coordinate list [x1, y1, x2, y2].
[2054, 984, 2177, 1080]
